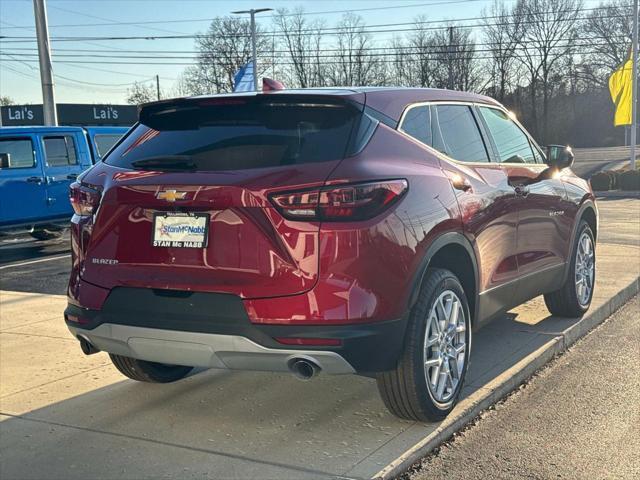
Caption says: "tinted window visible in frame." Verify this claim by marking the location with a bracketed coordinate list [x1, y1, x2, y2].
[107, 100, 360, 171]
[433, 105, 488, 162]
[400, 105, 432, 146]
[479, 107, 536, 163]
[0, 138, 35, 169]
[44, 136, 78, 167]
[93, 134, 122, 159]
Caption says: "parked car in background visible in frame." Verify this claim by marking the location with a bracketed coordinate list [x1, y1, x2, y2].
[0, 125, 128, 239]
[64, 87, 597, 421]
[84, 126, 130, 162]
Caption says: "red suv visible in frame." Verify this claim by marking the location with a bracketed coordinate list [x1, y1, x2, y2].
[65, 88, 597, 421]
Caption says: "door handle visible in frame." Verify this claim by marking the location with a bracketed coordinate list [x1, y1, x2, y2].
[26, 176, 43, 184]
[514, 184, 530, 197]
[67, 173, 78, 180]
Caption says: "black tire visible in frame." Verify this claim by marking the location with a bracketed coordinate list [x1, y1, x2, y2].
[109, 354, 193, 383]
[544, 221, 596, 317]
[30, 228, 63, 241]
[376, 268, 472, 422]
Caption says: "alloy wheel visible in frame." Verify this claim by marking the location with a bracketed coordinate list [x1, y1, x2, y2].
[423, 290, 467, 404]
[575, 231, 595, 307]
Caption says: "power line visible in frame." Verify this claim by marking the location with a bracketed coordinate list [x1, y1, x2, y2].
[0, 49, 615, 67]
[0, 33, 624, 59]
[0, 7, 628, 42]
[2, 60, 133, 93]
[0, 1, 501, 30]
[47, 3, 189, 35]
[52, 74, 151, 87]
[0, 44, 620, 63]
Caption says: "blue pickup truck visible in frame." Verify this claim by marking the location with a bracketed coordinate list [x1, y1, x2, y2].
[0, 126, 128, 239]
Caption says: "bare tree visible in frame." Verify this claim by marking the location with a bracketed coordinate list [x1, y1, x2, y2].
[514, 0, 582, 141]
[169, 73, 196, 98]
[580, 0, 634, 87]
[273, 8, 325, 88]
[0, 96, 15, 106]
[326, 13, 386, 86]
[126, 81, 156, 105]
[431, 25, 480, 91]
[481, 1, 523, 101]
[185, 16, 271, 94]
[389, 35, 412, 86]
[406, 16, 438, 87]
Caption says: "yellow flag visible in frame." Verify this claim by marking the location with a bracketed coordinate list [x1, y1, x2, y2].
[609, 53, 633, 126]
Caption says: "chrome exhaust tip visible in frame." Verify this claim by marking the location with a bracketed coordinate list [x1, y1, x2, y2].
[78, 335, 100, 355]
[289, 358, 320, 380]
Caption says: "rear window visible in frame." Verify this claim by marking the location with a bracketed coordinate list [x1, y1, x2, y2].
[106, 99, 361, 171]
[43, 136, 78, 166]
[0, 138, 35, 169]
[93, 134, 123, 159]
[433, 105, 489, 163]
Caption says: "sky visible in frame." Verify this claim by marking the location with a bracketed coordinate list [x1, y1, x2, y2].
[0, 0, 603, 105]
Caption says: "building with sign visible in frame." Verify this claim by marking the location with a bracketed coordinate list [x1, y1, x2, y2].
[0, 104, 137, 127]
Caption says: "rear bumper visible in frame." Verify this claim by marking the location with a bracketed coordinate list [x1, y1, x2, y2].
[65, 287, 408, 374]
[68, 323, 356, 374]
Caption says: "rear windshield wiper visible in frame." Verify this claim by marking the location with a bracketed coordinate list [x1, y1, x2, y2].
[131, 155, 197, 171]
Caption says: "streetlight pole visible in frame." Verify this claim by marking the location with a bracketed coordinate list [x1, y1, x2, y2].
[631, 0, 639, 170]
[33, 0, 57, 126]
[232, 8, 272, 91]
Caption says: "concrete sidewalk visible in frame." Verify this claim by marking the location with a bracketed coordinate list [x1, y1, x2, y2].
[1, 241, 639, 479]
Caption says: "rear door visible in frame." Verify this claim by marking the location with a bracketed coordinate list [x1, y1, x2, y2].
[0, 134, 47, 226]
[476, 106, 570, 298]
[41, 131, 90, 218]
[80, 95, 365, 298]
[400, 102, 520, 320]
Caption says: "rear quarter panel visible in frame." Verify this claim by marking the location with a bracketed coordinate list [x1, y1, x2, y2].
[263, 124, 461, 323]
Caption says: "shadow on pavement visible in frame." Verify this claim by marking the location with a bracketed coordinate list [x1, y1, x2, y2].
[0, 305, 573, 480]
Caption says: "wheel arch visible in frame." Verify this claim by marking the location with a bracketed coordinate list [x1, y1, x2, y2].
[409, 232, 479, 326]
[560, 199, 598, 284]
[580, 204, 598, 241]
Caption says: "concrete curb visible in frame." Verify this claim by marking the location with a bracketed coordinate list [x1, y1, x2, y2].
[595, 191, 640, 198]
[372, 277, 640, 480]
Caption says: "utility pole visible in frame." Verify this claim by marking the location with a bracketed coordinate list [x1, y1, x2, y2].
[231, 7, 273, 91]
[156, 75, 161, 100]
[631, 0, 639, 170]
[33, 0, 57, 126]
[447, 26, 454, 90]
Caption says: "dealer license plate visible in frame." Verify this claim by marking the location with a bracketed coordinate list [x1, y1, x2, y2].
[152, 212, 209, 248]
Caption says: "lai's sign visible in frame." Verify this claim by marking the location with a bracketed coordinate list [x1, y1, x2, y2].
[1, 104, 137, 127]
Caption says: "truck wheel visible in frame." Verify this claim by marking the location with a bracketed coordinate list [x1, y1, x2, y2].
[109, 354, 193, 383]
[30, 228, 63, 241]
[376, 268, 471, 422]
[544, 221, 595, 317]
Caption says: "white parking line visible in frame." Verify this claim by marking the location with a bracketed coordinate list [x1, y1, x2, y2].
[0, 254, 71, 270]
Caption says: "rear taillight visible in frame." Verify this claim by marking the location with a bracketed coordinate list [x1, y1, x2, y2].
[69, 182, 101, 217]
[270, 179, 408, 221]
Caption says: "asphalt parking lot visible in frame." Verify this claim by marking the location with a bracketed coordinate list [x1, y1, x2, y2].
[408, 295, 640, 480]
[0, 196, 638, 479]
[0, 233, 70, 295]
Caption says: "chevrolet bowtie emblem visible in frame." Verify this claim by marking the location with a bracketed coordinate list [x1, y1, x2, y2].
[156, 190, 187, 202]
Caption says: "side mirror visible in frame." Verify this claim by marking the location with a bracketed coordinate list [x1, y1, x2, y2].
[0, 153, 10, 169]
[545, 145, 574, 170]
